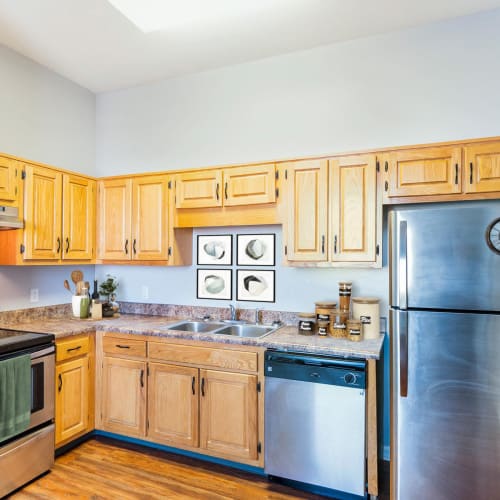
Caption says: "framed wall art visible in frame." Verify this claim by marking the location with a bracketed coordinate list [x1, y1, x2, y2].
[236, 270, 275, 303]
[197, 235, 232, 265]
[197, 269, 232, 300]
[237, 234, 275, 266]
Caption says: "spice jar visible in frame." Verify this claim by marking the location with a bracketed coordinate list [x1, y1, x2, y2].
[352, 297, 380, 340]
[330, 309, 349, 338]
[298, 313, 316, 335]
[338, 281, 352, 312]
[317, 320, 329, 336]
[347, 319, 362, 342]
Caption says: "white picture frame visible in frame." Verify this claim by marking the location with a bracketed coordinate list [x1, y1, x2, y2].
[236, 270, 275, 303]
[197, 235, 232, 265]
[197, 269, 232, 300]
[237, 234, 275, 266]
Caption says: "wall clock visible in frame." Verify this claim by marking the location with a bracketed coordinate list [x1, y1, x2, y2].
[486, 218, 500, 254]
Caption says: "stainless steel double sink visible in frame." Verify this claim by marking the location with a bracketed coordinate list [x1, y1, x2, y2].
[167, 320, 276, 338]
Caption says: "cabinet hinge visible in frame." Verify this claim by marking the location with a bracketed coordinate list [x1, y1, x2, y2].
[385, 161, 389, 172]
[284, 245, 287, 256]
[168, 180, 172, 189]
[168, 246, 172, 257]
[275, 188, 279, 198]
[20, 244, 25, 254]
[376, 160, 380, 173]
[257, 381, 261, 392]
[21, 170, 26, 180]
[376, 244, 380, 256]
[275, 170, 279, 180]
[257, 442, 262, 454]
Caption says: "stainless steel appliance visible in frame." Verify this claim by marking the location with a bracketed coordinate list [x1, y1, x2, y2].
[0, 328, 55, 497]
[389, 201, 500, 500]
[264, 351, 366, 498]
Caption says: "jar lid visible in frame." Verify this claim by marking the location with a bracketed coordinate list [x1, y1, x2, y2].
[347, 319, 362, 327]
[315, 301, 337, 307]
[338, 281, 352, 286]
[352, 297, 380, 304]
[298, 312, 316, 318]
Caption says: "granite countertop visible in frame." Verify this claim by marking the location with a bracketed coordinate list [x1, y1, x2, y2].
[0, 314, 384, 360]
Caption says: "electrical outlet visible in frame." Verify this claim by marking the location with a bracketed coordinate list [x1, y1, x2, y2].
[141, 285, 149, 300]
[30, 288, 39, 303]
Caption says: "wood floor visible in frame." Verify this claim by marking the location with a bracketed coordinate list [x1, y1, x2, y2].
[11, 437, 330, 499]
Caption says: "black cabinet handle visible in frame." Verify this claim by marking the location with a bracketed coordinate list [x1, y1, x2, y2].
[56, 237, 61, 253]
[192, 376, 195, 395]
[116, 344, 130, 349]
[201, 377, 205, 397]
[67, 346, 81, 352]
[65, 237, 70, 253]
[470, 162, 473, 184]
[224, 182, 228, 200]
[334, 235, 338, 254]
[133, 239, 137, 254]
[58, 374, 62, 393]
[216, 183, 219, 201]
[124, 239, 129, 254]
[455, 163, 458, 185]
[140, 369, 144, 388]
[384, 180, 389, 192]
[321, 235, 325, 254]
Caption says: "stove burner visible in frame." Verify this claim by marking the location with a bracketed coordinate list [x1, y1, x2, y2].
[0, 328, 55, 356]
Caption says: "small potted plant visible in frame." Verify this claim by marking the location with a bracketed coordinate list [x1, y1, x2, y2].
[99, 274, 119, 317]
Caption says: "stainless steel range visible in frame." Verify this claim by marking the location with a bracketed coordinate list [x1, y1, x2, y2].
[0, 328, 55, 497]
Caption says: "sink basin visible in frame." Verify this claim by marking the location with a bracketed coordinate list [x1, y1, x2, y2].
[212, 324, 275, 338]
[221, 319, 249, 325]
[168, 321, 224, 333]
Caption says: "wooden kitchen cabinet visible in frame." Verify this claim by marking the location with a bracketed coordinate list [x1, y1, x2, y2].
[464, 141, 500, 193]
[175, 169, 222, 209]
[0, 156, 21, 207]
[98, 174, 171, 262]
[101, 356, 147, 438]
[283, 159, 328, 262]
[199, 369, 258, 461]
[55, 334, 93, 448]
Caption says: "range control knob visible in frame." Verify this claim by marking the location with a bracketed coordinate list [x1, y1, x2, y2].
[343, 372, 357, 385]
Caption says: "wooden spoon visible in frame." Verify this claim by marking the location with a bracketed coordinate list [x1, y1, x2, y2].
[63, 279, 72, 294]
[71, 270, 83, 286]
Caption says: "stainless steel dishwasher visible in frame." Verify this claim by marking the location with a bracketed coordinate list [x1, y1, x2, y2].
[264, 350, 366, 498]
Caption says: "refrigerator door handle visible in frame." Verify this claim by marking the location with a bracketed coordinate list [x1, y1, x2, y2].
[399, 220, 408, 309]
[399, 310, 408, 397]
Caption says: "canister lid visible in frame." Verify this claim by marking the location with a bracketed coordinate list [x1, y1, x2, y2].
[352, 297, 380, 304]
[298, 312, 316, 318]
[314, 301, 337, 308]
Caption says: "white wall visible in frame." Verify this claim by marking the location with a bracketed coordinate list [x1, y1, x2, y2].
[0, 45, 96, 311]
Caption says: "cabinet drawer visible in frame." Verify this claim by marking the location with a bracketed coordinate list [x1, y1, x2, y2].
[148, 342, 258, 372]
[56, 335, 89, 362]
[103, 336, 147, 358]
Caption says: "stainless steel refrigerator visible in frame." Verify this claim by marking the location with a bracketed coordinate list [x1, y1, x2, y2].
[389, 200, 500, 500]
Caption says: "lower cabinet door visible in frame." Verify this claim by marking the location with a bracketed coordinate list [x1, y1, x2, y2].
[199, 369, 258, 460]
[148, 362, 199, 448]
[55, 357, 89, 446]
[101, 356, 146, 437]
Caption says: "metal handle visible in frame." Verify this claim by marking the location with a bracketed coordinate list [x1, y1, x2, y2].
[224, 182, 228, 200]
[469, 162, 473, 184]
[384, 180, 388, 192]
[66, 346, 81, 353]
[116, 344, 130, 349]
[216, 183, 219, 201]
[65, 237, 70, 253]
[399, 311, 409, 398]
[133, 239, 137, 254]
[192, 376, 195, 395]
[201, 377, 205, 397]
[399, 220, 408, 309]
[56, 237, 61, 253]
[455, 163, 458, 185]
[125, 239, 129, 254]
[321, 235, 325, 254]
[334, 235, 338, 254]
[140, 369, 144, 388]
[58, 374, 62, 392]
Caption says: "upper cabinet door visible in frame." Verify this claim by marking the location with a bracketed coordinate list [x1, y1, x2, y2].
[132, 175, 169, 260]
[330, 155, 377, 263]
[0, 156, 19, 205]
[175, 170, 222, 209]
[464, 142, 500, 193]
[223, 164, 276, 206]
[24, 164, 62, 260]
[283, 159, 328, 262]
[97, 178, 132, 260]
[62, 174, 95, 260]
[385, 146, 462, 198]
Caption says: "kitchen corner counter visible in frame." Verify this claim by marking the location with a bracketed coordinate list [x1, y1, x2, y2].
[0, 314, 385, 360]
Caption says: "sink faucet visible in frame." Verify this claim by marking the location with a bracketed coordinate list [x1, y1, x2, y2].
[229, 304, 236, 321]
[254, 308, 261, 325]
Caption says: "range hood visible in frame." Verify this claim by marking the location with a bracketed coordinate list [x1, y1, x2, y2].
[0, 206, 24, 230]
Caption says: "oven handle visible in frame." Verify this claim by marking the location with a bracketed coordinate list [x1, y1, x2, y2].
[31, 346, 55, 360]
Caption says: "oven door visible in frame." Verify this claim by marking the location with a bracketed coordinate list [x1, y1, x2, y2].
[29, 346, 55, 429]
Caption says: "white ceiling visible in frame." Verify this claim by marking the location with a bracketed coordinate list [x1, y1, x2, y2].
[0, 0, 499, 93]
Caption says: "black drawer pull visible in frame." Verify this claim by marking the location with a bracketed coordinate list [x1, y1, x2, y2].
[116, 344, 130, 349]
[58, 374, 63, 392]
[66, 346, 81, 352]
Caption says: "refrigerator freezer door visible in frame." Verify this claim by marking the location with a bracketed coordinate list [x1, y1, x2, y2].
[389, 201, 500, 311]
[391, 309, 500, 500]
